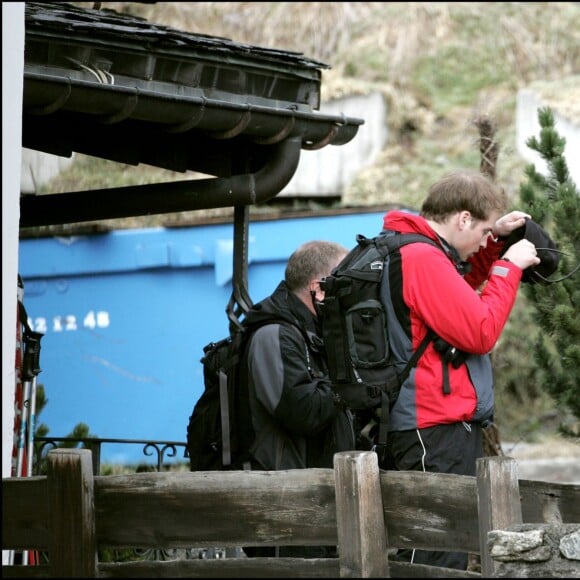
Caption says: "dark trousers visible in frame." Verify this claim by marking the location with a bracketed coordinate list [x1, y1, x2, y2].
[385, 421, 483, 571]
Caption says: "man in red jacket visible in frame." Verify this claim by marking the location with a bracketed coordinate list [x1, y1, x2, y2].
[381, 169, 540, 570]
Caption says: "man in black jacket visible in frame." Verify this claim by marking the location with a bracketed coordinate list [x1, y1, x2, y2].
[240, 240, 355, 558]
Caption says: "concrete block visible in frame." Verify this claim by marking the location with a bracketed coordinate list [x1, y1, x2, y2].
[21, 148, 75, 194]
[281, 92, 388, 197]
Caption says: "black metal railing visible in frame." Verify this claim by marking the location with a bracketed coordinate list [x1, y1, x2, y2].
[33, 436, 189, 475]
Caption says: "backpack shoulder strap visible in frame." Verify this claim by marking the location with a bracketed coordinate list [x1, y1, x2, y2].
[375, 230, 441, 257]
[246, 318, 315, 363]
[375, 231, 442, 383]
[400, 327, 436, 384]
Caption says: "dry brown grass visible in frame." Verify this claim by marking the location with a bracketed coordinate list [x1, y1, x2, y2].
[90, 3, 579, 86]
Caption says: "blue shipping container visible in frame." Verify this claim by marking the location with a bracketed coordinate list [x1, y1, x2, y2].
[19, 211, 389, 464]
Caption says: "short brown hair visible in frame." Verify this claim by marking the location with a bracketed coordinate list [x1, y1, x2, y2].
[420, 170, 507, 222]
[285, 241, 348, 292]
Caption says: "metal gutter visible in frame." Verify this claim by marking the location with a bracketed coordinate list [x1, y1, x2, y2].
[22, 72, 360, 152]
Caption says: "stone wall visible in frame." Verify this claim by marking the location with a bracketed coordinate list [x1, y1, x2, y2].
[489, 523, 580, 578]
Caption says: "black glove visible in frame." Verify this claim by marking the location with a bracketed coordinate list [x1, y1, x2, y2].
[500, 219, 560, 284]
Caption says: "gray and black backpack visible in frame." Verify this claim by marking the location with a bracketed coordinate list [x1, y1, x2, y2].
[319, 230, 440, 453]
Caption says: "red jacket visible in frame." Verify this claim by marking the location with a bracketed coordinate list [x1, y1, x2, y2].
[382, 211, 522, 429]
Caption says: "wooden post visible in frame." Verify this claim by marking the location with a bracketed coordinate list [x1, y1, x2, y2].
[47, 449, 97, 577]
[334, 450, 389, 578]
[476, 455, 522, 578]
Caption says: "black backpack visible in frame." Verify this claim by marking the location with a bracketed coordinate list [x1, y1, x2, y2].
[186, 301, 288, 471]
[186, 330, 246, 471]
[319, 230, 440, 452]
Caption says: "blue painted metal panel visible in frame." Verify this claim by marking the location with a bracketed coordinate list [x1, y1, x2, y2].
[18, 211, 389, 463]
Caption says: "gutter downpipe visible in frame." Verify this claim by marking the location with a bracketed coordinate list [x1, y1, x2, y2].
[19, 136, 302, 227]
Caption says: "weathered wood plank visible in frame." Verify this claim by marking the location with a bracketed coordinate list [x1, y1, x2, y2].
[1, 565, 50, 579]
[476, 456, 522, 577]
[94, 469, 337, 549]
[48, 449, 97, 577]
[98, 557, 340, 578]
[1, 477, 48, 550]
[379, 470, 480, 553]
[519, 478, 580, 523]
[388, 560, 482, 578]
[333, 451, 389, 578]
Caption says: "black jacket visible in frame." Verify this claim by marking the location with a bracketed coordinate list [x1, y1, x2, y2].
[240, 281, 355, 470]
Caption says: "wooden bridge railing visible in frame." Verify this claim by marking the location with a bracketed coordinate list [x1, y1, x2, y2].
[3, 449, 579, 578]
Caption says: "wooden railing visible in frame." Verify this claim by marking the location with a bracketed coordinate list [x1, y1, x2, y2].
[3, 449, 579, 578]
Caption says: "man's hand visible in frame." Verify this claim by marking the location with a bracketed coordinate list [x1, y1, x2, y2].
[503, 239, 541, 271]
[493, 211, 531, 238]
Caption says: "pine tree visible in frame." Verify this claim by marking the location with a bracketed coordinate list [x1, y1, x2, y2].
[517, 107, 580, 435]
